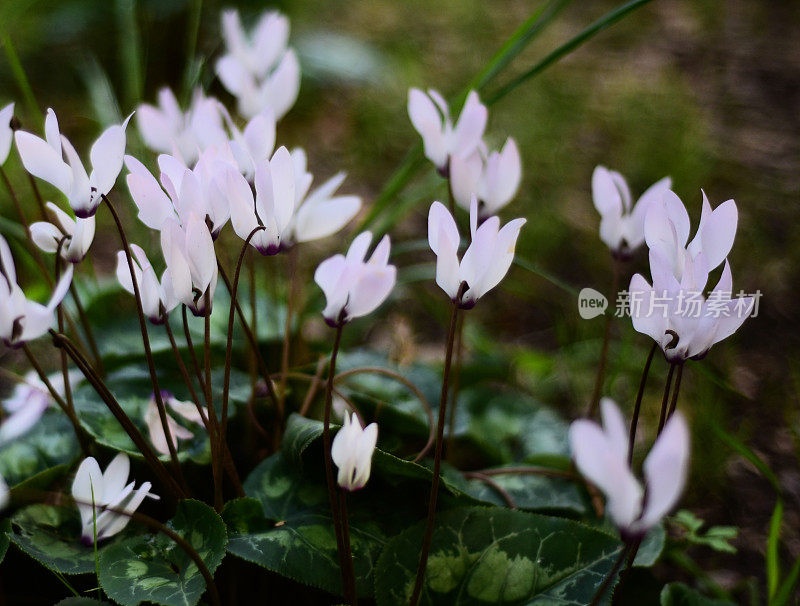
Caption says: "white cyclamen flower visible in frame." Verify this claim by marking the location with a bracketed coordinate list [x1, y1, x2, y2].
[0, 235, 73, 348]
[428, 198, 525, 308]
[218, 103, 276, 181]
[215, 9, 301, 120]
[126, 150, 232, 239]
[30, 201, 95, 263]
[72, 453, 159, 544]
[115, 244, 179, 323]
[450, 137, 522, 217]
[0, 473, 7, 511]
[591, 166, 672, 257]
[332, 412, 378, 491]
[285, 148, 361, 245]
[314, 232, 396, 327]
[136, 88, 226, 165]
[629, 249, 753, 363]
[0, 102, 14, 166]
[0, 370, 81, 446]
[15, 109, 129, 218]
[225, 146, 296, 255]
[408, 89, 487, 171]
[569, 398, 689, 538]
[160, 212, 218, 317]
[144, 391, 205, 456]
[645, 189, 737, 282]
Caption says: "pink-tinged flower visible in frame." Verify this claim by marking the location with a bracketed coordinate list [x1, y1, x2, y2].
[0, 235, 73, 348]
[218, 104, 276, 181]
[569, 398, 690, 537]
[644, 189, 737, 280]
[125, 147, 232, 238]
[285, 148, 361, 245]
[215, 9, 300, 120]
[144, 392, 205, 456]
[0, 474, 7, 510]
[14, 109, 130, 218]
[225, 146, 296, 255]
[332, 412, 378, 491]
[629, 250, 753, 363]
[136, 88, 226, 165]
[591, 166, 672, 258]
[314, 231, 396, 326]
[450, 137, 522, 216]
[0, 370, 81, 446]
[72, 453, 159, 544]
[30, 202, 95, 263]
[160, 212, 218, 316]
[428, 198, 525, 308]
[0, 103, 14, 166]
[408, 89, 487, 171]
[115, 244, 179, 323]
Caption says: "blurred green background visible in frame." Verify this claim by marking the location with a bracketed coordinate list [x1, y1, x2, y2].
[0, 0, 798, 599]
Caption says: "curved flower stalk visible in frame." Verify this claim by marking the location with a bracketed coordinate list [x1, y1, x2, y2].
[215, 8, 301, 120]
[0, 235, 73, 348]
[225, 146, 296, 255]
[125, 149, 231, 239]
[285, 148, 362, 245]
[72, 453, 159, 544]
[14, 109, 130, 218]
[115, 244, 179, 324]
[314, 231, 396, 327]
[144, 392, 205, 456]
[136, 87, 226, 165]
[569, 398, 690, 538]
[428, 198, 525, 308]
[0, 103, 14, 166]
[592, 166, 672, 258]
[408, 88, 487, 172]
[332, 412, 378, 491]
[30, 201, 95, 263]
[0, 370, 81, 446]
[629, 250, 753, 363]
[644, 189, 737, 281]
[450, 137, 522, 217]
[160, 213, 218, 317]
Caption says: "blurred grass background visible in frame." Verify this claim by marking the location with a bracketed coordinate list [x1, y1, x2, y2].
[0, 0, 798, 598]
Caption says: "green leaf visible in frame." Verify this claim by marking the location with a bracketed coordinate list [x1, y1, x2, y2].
[462, 469, 588, 515]
[98, 499, 227, 606]
[375, 506, 623, 605]
[225, 453, 390, 598]
[55, 598, 115, 606]
[10, 504, 115, 575]
[660, 582, 736, 605]
[454, 388, 571, 466]
[281, 413, 327, 467]
[0, 518, 10, 564]
[0, 413, 79, 486]
[633, 524, 666, 567]
[71, 365, 251, 464]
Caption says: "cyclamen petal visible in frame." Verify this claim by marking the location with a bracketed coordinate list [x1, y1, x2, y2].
[72, 453, 159, 543]
[0, 103, 14, 165]
[331, 413, 378, 491]
[428, 200, 524, 307]
[314, 233, 396, 326]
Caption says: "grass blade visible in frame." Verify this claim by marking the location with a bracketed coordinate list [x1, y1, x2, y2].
[467, 0, 572, 92]
[773, 553, 800, 606]
[116, 0, 144, 109]
[486, 0, 656, 105]
[0, 27, 41, 122]
[359, 0, 576, 232]
[712, 424, 781, 493]
[767, 498, 783, 601]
